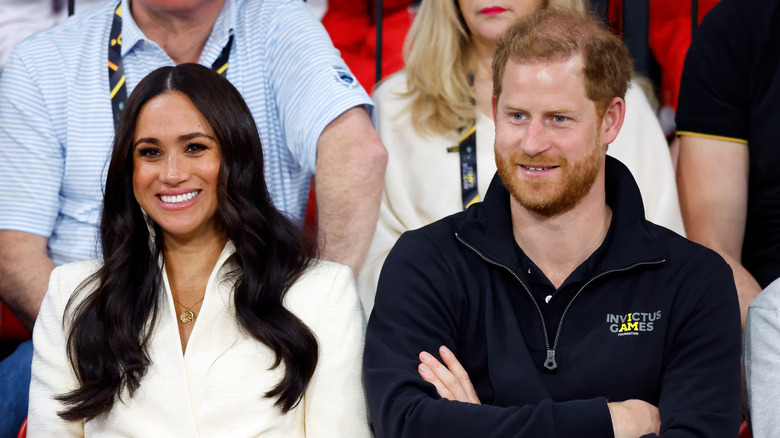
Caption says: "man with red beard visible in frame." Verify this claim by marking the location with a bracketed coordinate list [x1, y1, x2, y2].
[364, 9, 742, 438]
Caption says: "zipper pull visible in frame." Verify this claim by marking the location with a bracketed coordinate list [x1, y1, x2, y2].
[544, 349, 557, 370]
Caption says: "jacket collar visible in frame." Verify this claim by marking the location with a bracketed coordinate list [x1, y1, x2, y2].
[455, 156, 668, 284]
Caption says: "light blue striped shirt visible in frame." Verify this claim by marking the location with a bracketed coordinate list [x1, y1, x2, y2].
[0, 0, 373, 266]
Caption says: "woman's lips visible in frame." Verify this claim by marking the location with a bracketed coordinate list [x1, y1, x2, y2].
[481, 6, 507, 15]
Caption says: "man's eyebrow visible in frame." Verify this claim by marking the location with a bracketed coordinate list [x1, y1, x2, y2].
[501, 104, 577, 114]
[547, 108, 577, 114]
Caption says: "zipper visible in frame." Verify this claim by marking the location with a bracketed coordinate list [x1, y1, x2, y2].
[455, 232, 665, 371]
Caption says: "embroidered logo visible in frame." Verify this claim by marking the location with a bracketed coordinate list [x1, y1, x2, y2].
[606, 311, 661, 336]
[332, 65, 359, 89]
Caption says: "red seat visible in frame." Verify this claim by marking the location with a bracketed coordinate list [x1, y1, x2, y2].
[740, 420, 751, 438]
[1, 303, 30, 360]
[17, 417, 27, 438]
[1, 303, 30, 341]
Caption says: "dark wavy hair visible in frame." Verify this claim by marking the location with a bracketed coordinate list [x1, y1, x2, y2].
[56, 64, 318, 421]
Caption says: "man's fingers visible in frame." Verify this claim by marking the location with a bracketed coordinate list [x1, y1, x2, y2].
[419, 350, 468, 401]
[418, 355, 454, 400]
[439, 346, 481, 404]
[418, 349, 481, 404]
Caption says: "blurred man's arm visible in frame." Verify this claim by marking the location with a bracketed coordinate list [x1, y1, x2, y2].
[315, 106, 387, 276]
[0, 231, 55, 330]
[676, 134, 760, 328]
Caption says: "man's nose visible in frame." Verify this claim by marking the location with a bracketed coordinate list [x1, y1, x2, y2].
[521, 119, 552, 157]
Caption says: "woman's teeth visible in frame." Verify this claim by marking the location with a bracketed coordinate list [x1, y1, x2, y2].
[160, 191, 199, 204]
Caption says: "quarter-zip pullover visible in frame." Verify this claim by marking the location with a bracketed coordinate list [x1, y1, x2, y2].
[364, 157, 741, 438]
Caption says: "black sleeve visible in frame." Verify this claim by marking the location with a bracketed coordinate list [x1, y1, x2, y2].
[656, 249, 743, 437]
[363, 230, 614, 438]
[676, 0, 751, 140]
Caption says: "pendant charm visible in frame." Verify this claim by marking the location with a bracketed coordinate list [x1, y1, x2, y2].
[179, 310, 195, 324]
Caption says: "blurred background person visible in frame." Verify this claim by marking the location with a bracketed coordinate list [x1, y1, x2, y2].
[676, 0, 779, 328]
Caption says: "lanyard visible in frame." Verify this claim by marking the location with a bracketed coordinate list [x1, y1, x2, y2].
[447, 125, 480, 210]
[107, 2, 233, 128]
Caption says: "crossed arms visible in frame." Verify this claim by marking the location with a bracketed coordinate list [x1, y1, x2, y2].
[364, 231, 742, 438]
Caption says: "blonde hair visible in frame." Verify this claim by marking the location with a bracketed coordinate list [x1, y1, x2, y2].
[403, 0, 590, 135]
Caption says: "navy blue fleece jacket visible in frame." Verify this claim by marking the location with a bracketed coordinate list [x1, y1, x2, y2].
[364, 157, 742, 438]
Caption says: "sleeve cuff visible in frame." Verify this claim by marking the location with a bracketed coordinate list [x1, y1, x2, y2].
[551, 397, 614, 438]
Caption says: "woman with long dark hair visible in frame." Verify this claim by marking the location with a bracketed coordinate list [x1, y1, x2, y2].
[28, 63, 369, 436]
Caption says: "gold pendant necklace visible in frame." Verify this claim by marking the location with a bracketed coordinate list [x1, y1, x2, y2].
[172, 295, 205, 324]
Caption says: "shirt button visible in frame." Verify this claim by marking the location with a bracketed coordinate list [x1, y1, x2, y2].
[527, 268, 531, 274]
[545, 295, 552, 303]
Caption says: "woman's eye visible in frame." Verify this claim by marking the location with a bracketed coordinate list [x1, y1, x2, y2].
[137, 148, 160, 158]
[186, 143, 207, 153]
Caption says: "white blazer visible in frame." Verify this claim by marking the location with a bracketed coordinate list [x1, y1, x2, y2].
[29, 242, 370, 437]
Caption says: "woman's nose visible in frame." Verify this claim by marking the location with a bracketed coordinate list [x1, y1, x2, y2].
[160, 154, 186, 185]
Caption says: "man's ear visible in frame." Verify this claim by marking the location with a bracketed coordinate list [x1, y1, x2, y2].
[600, 96, 626, 145]
[492, 95, 498, 123]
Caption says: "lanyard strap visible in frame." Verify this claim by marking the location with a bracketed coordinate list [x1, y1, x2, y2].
[107, 2, 233, 129]
[447, 125, 479, 210]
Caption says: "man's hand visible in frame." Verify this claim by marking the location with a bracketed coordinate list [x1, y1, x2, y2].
[417, 345, 481, 404]
[607, 399, 661, 438]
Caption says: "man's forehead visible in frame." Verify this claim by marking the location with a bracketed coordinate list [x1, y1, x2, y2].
[507, 53, 584, 78]
[500, 55, 587, 97]
[496, 54, 594, 113]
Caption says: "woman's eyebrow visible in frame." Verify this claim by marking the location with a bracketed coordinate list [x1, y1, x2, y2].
[133, 132, 215, 148]
[178, 132, 215, 142]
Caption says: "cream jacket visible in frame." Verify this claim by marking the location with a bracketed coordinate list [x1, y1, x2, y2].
[357, 72, 685, 315]
[29, 242, 370, 437]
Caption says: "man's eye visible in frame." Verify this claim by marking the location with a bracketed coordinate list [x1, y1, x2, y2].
[511, 113, 525, 120]
[553, 115, 567, 123]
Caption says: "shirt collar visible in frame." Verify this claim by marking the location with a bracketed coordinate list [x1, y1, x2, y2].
[210, 0, 237, 46]
[119, 0, 145, 57]
[215, 240, 239, 275]
[198, 0, 236, 67]
[118, 0, 237, 59]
